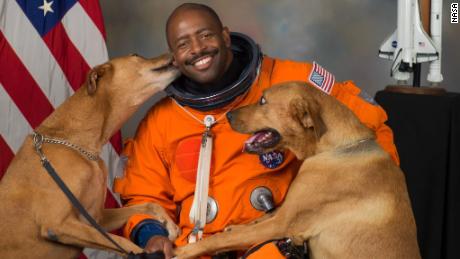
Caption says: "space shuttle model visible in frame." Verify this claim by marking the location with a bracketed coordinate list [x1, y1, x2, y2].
[379, 0, 443, 85]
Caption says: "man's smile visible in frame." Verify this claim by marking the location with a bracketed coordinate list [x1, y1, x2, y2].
[185, 48, 219, 72]
[192, 55, 213, 70]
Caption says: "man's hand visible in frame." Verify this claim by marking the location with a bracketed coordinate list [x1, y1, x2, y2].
[145, 235, 174, 259]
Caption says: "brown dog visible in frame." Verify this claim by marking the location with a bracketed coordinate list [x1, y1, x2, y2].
[174, 81, 421, 259]
[0, 54, 180, 258]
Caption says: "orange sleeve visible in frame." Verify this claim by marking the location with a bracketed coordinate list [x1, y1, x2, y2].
[331, 80, 400, 165]
[113, 108, 177, 239]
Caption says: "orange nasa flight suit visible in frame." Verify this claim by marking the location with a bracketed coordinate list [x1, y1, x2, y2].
[113, 56, 400, 257]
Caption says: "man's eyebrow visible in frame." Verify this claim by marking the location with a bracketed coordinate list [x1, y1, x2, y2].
[174, 35, 189, 44]
[196, 28, 212, 34]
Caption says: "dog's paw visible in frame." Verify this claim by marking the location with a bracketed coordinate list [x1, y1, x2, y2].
[165, 221, 180, 241]
[142, 202, 181, 240]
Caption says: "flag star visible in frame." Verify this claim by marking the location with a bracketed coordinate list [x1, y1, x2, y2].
[38, 0, 54, 17]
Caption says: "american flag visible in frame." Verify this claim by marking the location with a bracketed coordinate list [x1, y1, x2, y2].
[308, 62, 335, 95]
[0, 0, 123, 258]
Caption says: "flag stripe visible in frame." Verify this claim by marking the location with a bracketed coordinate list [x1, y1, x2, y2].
[0, 83, 32, 152]
[109, 133, 122, 154]
[105, 187, 121, 208]
[0, 0, 73, 108]
[1, 1, 123, 257]
[0, 32, 54, 128]
[323, 69, 332, 93]
[62, 2, 124, 156]
[43, 23, 90, 91]
[77, 0, 106, 39]
[101, 144, 122, 195]
[327, 75, 335, 93]
[0, 135, 14, 178]
[62, 2, 108, 68]
[1, 1, 120, 156]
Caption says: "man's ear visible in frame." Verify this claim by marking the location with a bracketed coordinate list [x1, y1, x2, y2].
[290, 98, 327, 139]
[86, 64, 109, 95]
[222, 26, 231, 48]
[172, 55, 178, 67]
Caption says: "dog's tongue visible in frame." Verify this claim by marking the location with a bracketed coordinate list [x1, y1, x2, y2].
[244, 131, 268, 152]
[245, 132, 265, 144]
[245, 133, 260, 144]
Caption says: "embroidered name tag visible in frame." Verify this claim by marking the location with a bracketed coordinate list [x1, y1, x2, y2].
[308, 62, 335, 95]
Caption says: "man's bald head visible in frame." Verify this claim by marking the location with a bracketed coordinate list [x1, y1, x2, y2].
[166, 3, 223, 47]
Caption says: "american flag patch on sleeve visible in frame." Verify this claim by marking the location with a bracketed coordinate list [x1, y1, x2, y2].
[308, 62, 335, 95]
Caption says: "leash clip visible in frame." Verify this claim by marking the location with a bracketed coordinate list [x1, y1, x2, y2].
[32, 132, 47, 163]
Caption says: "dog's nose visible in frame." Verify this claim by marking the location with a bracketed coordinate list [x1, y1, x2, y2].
[226, 111, 233, 122]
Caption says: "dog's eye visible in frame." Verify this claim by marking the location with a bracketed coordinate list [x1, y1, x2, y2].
[259, 96, 267, 105]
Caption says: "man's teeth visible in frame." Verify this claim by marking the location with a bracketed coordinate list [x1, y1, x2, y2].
[194, 56, 211, 67]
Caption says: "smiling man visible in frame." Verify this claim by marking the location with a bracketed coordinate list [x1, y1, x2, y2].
[166, 5, 233, 86]
[114, 3, 400, 259]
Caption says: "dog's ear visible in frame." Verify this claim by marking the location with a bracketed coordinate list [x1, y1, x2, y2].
[290, 98, 327, 139]
[86, 64, 110, 95]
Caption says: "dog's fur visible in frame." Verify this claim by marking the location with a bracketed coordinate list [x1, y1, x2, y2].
[174, 82, 421, 259]
[0, 54, 180, 258]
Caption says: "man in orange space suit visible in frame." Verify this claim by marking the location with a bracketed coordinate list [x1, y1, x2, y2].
[113, 3, 399, 258]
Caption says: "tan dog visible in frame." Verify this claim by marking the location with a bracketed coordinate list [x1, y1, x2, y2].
[0, 54, 180, 258]
[174, 82, 421, 259]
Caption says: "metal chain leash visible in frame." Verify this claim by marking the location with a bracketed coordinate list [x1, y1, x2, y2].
[33, 132, 99, 161]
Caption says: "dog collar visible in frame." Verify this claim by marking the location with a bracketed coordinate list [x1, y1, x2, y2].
[336, 137, 376, 153]
[32, 132, 99, 161]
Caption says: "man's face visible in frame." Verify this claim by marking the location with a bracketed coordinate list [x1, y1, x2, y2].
[167, 10, 232, 84]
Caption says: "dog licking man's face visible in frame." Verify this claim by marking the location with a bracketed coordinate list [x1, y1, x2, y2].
[227, 82, 325, 159]
[87, 53, 179, 106]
